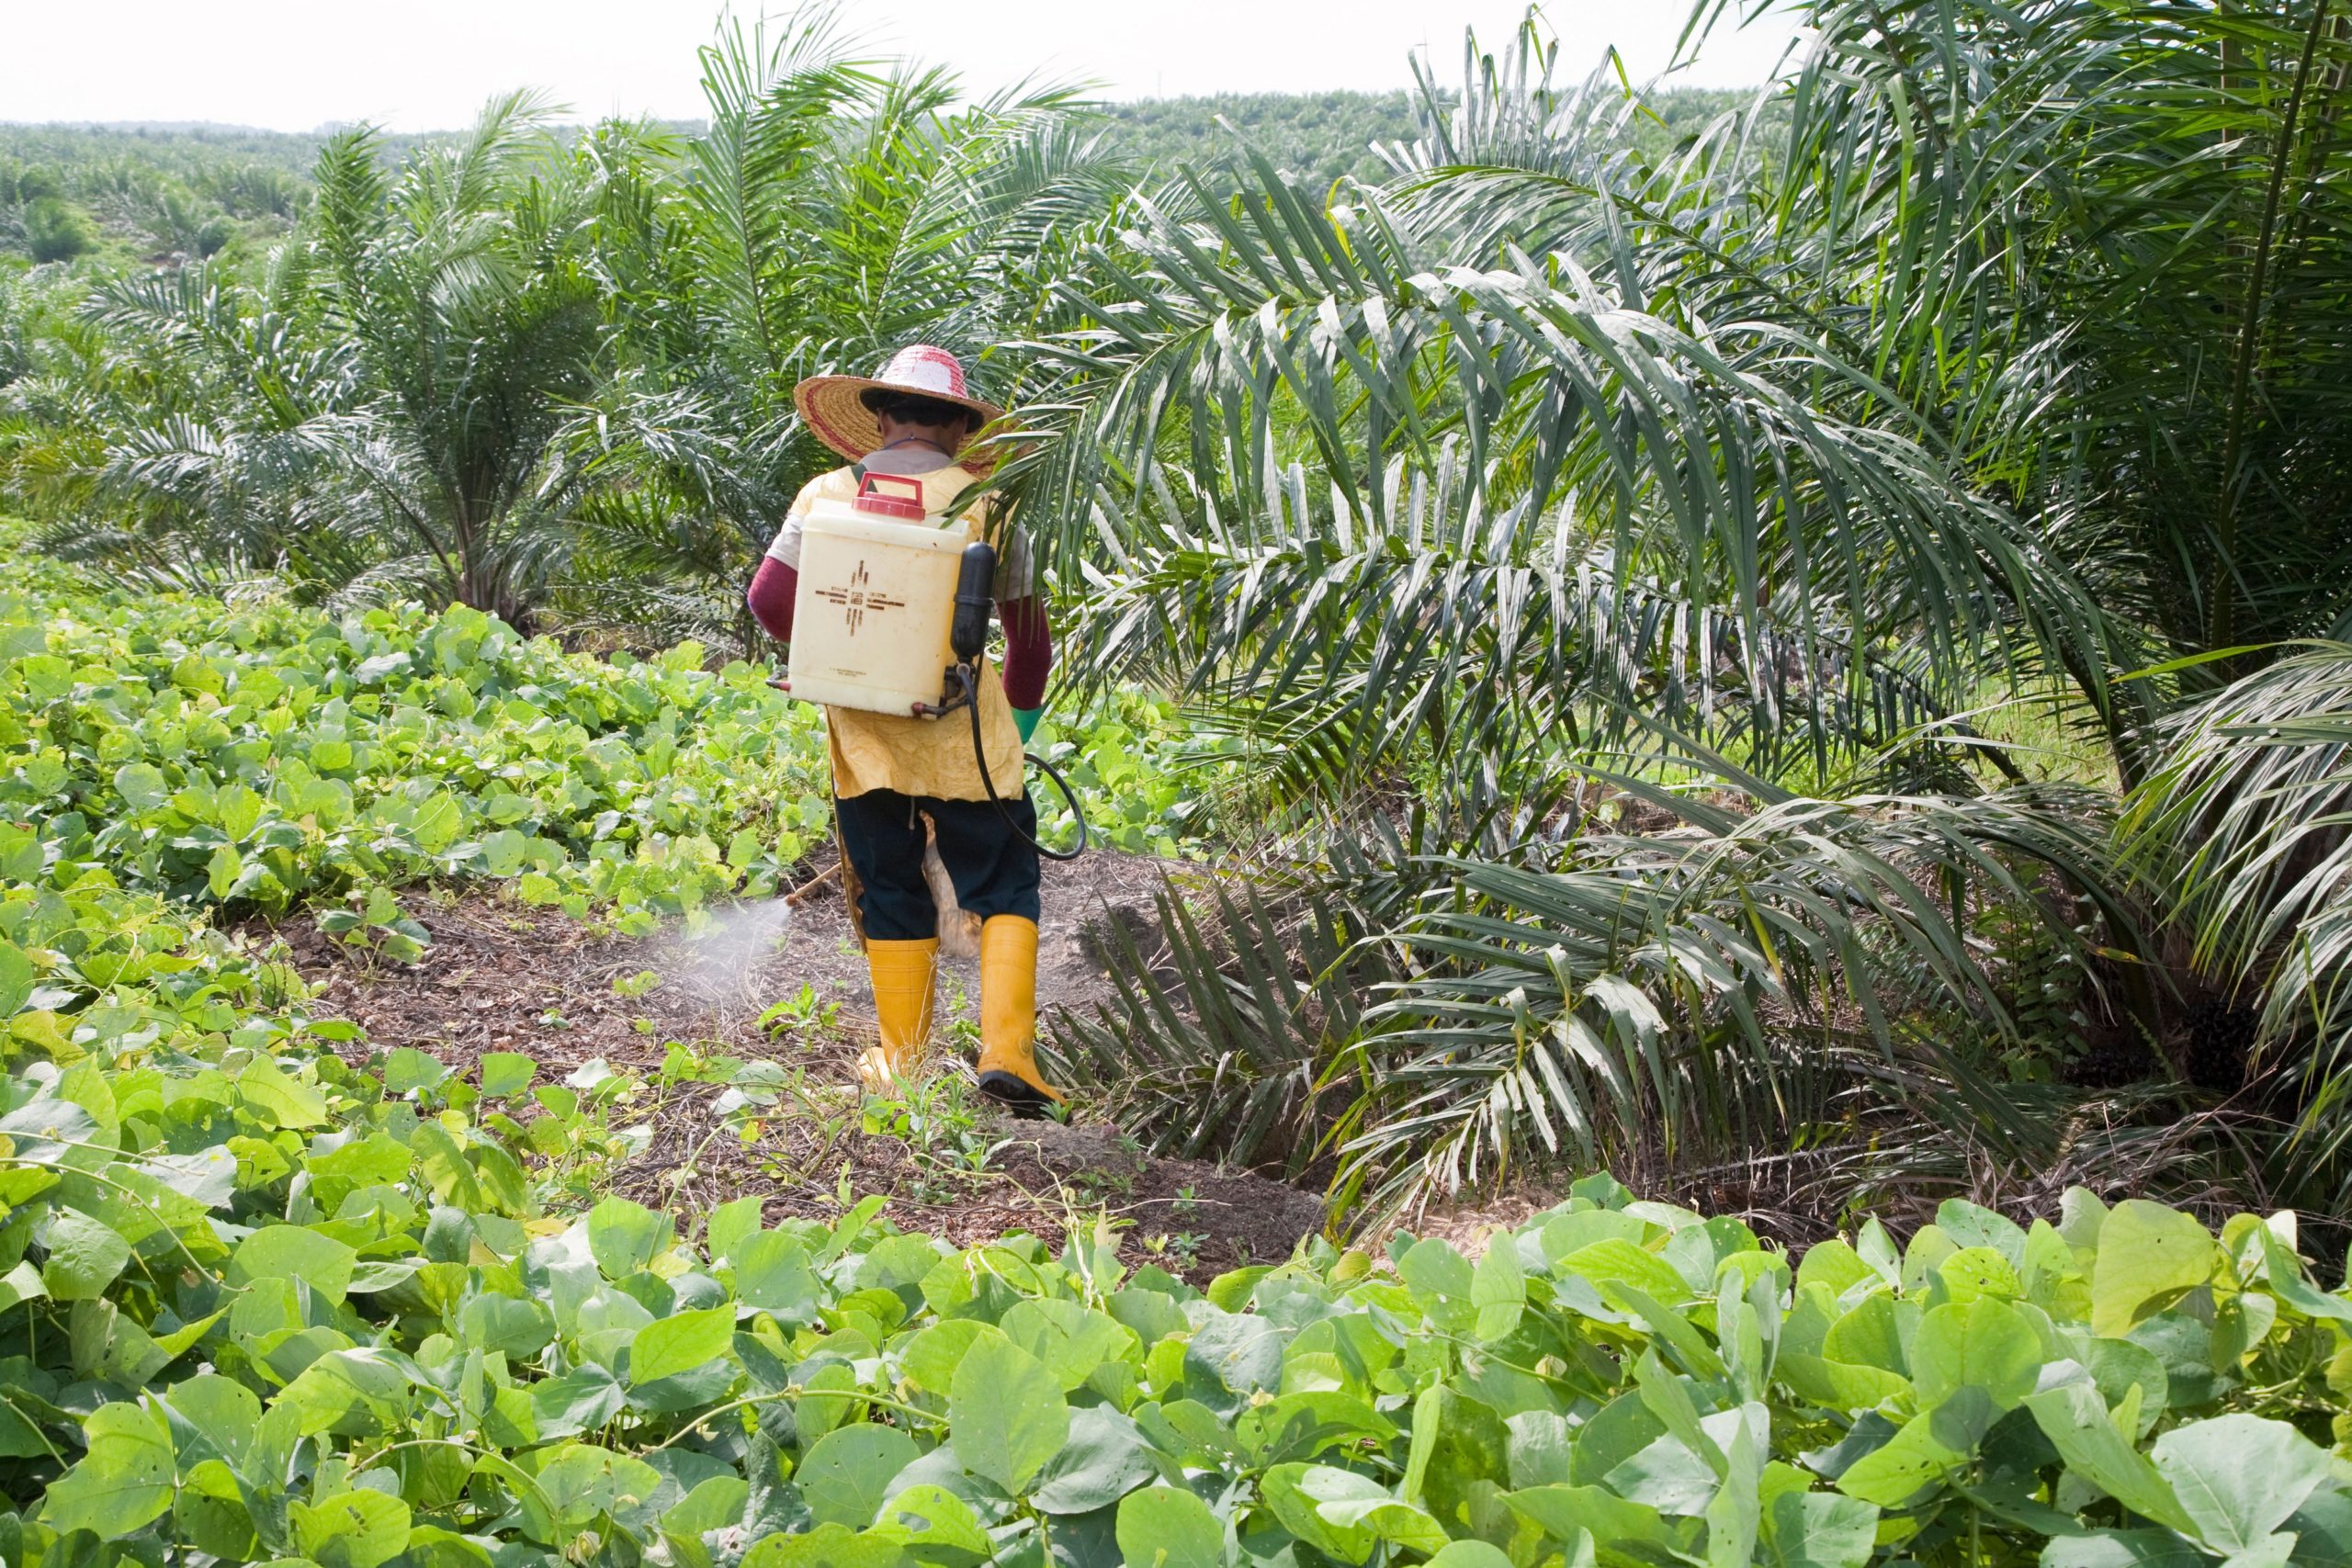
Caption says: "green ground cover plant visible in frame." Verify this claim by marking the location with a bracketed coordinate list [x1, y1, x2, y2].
[0, 555, 837, 943]
[4, 1041, 2352, 1568]
[0, 546, 1222, 954]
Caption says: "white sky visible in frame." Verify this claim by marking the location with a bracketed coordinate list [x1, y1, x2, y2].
[0, 2, 1802, 132]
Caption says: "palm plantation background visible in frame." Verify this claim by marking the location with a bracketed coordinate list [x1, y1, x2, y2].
[6, 0, 2352, 1235]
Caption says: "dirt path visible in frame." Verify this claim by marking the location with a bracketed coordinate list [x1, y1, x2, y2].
[262, 851, 1326, 1281]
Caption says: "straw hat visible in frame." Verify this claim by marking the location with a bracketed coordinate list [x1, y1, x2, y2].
[793, 344, 1009, 473]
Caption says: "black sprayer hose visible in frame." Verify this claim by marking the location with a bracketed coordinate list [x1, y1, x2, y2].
[956, 666, 1088, 862]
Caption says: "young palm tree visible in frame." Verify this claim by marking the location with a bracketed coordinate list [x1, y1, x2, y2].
[14, 95, 610, 626]
[301, 93, 610, 626]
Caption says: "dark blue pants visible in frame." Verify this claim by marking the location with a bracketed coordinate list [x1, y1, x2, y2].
[835, 790, 1042, 942]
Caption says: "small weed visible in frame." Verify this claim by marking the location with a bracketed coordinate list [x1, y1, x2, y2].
[660, 1039, 746, 1087]
[317, 884, 430, 963]
[1173, 1183, 1201, 1216]
[537, 1008, 571, 1030]
[1070, 1161, 1137, 1206]
[1144, 1230, 1206, 1272]
[758, 982, 841, 1042]
[612, 968, 663, 998]
[863, 1074, 1000, 1201]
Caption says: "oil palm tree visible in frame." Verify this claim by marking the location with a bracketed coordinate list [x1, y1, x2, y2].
[298, 93, 610, 625]
[20, 95, 612, 626]
[1028, 0, 2352, 1223]
[561, 9, 1134, 653]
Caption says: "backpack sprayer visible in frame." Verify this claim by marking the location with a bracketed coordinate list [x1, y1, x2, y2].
[768, 473, 1089, 861]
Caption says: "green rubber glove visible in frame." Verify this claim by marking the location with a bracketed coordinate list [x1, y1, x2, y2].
[1012, 706, 1042, 744]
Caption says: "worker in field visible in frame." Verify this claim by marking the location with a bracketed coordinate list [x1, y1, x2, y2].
[744, 344, 1062, 1112]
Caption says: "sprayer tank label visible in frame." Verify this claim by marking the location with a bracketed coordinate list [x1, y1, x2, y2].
[814, 558, 908, 637]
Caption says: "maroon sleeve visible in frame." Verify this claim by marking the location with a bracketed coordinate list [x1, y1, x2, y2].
[747, 557, 797, 642]
[1000, 595, 1053, 709]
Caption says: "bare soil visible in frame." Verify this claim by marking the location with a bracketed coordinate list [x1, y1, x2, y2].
[258, 849, 1326, 1282]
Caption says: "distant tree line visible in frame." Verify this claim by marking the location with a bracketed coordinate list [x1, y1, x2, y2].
[0, 82, 1764, 265]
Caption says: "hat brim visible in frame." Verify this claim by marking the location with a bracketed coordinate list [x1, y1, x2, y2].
[792, 374, 1010, 474]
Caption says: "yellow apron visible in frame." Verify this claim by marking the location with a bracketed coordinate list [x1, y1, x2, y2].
[791, 464, 1027, 802]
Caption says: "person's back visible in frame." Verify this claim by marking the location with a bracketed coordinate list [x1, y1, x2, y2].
[745, 344, 1062, 1110]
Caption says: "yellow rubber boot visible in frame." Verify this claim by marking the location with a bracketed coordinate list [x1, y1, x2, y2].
[860, 938, 938, 1094]
[976, 915, 1063, 1113]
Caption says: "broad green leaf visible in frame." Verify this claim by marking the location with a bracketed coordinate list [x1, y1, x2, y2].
[459, 1293, 556, 1359]
[478, 1051, 537, 1099]
[1426, 1546, 1516, 1568]
[40, 1208, 130, 1301]
[1003, 1297, 1140, 1391]
[175, 1458, 260, 1559]
[1762, 1490, 1879, 1568]
[1703, 1415, 1764, 1568]
[797, 1424, 919, 1529]
[41, 1400, 174, 1536]
[409, 1122, 486, 1210]
[1474, 1235, 1527, 1341]
[528, 1443, 663, 1532]
[113, 763, 169, 813]
[949, 1327, 1069, 1493]
[1935, 1200, 2028, 1268]
[663, 1472, 750, 1554]
[2040, 1531, 2211, 1568]
[531, 1364, 624, 1440]
[1398, 1237, 1476, 1319]
[1557, 1236, 1693, 1304]
[1910, 1297, 2041, 1412]
[2149, 1415, 2331, 1554]
[1505, 1410, 1574, 1489]
[1833, 1410, 1963, 1507]
[232, 1223, 358, 1304]
[2091, 1202, 2217, 1337]
[0, 1259, 51, 1314]
[873, 1482, 992, 1555]
[1794, 1239, 1875, 1297]
[165, 1374, 261, 1468]
[236, 1056, 331, 1128]
[382, 1046, 450, 1095]
[734, 1230, 819, 1319]
[899, 1319, 988, 1397]
[2256, 1226, 2352, 1325]
[1030, 1405, 1158, 1515]
[2023, 1382, 2198, 1535]
[1263, 1461, 1450, 1562]
[1182, 1313, 1283, 1413]
[587, 1196, 673, 1277]
[629, 1305, 735, 1386]
[738, 1522, 903, 1568]
[1606, 1433, 1720, 1514]
[1775, 1353, 1909, 1412]
[706, 1196, 764, 1264]
[1821, 1292, 1908, 1375]
[1117, 1483, 1225, 1568]
[0, 940, 31, 1016]
[277, 1348, 413, 1438]
[1236, 1390, 1392, 1463]
[795, 1361, 861, 1446]
[291, 1486, 413, 1568]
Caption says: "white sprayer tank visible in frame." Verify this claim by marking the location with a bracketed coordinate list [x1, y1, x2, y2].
[786, 474, 962, 716]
